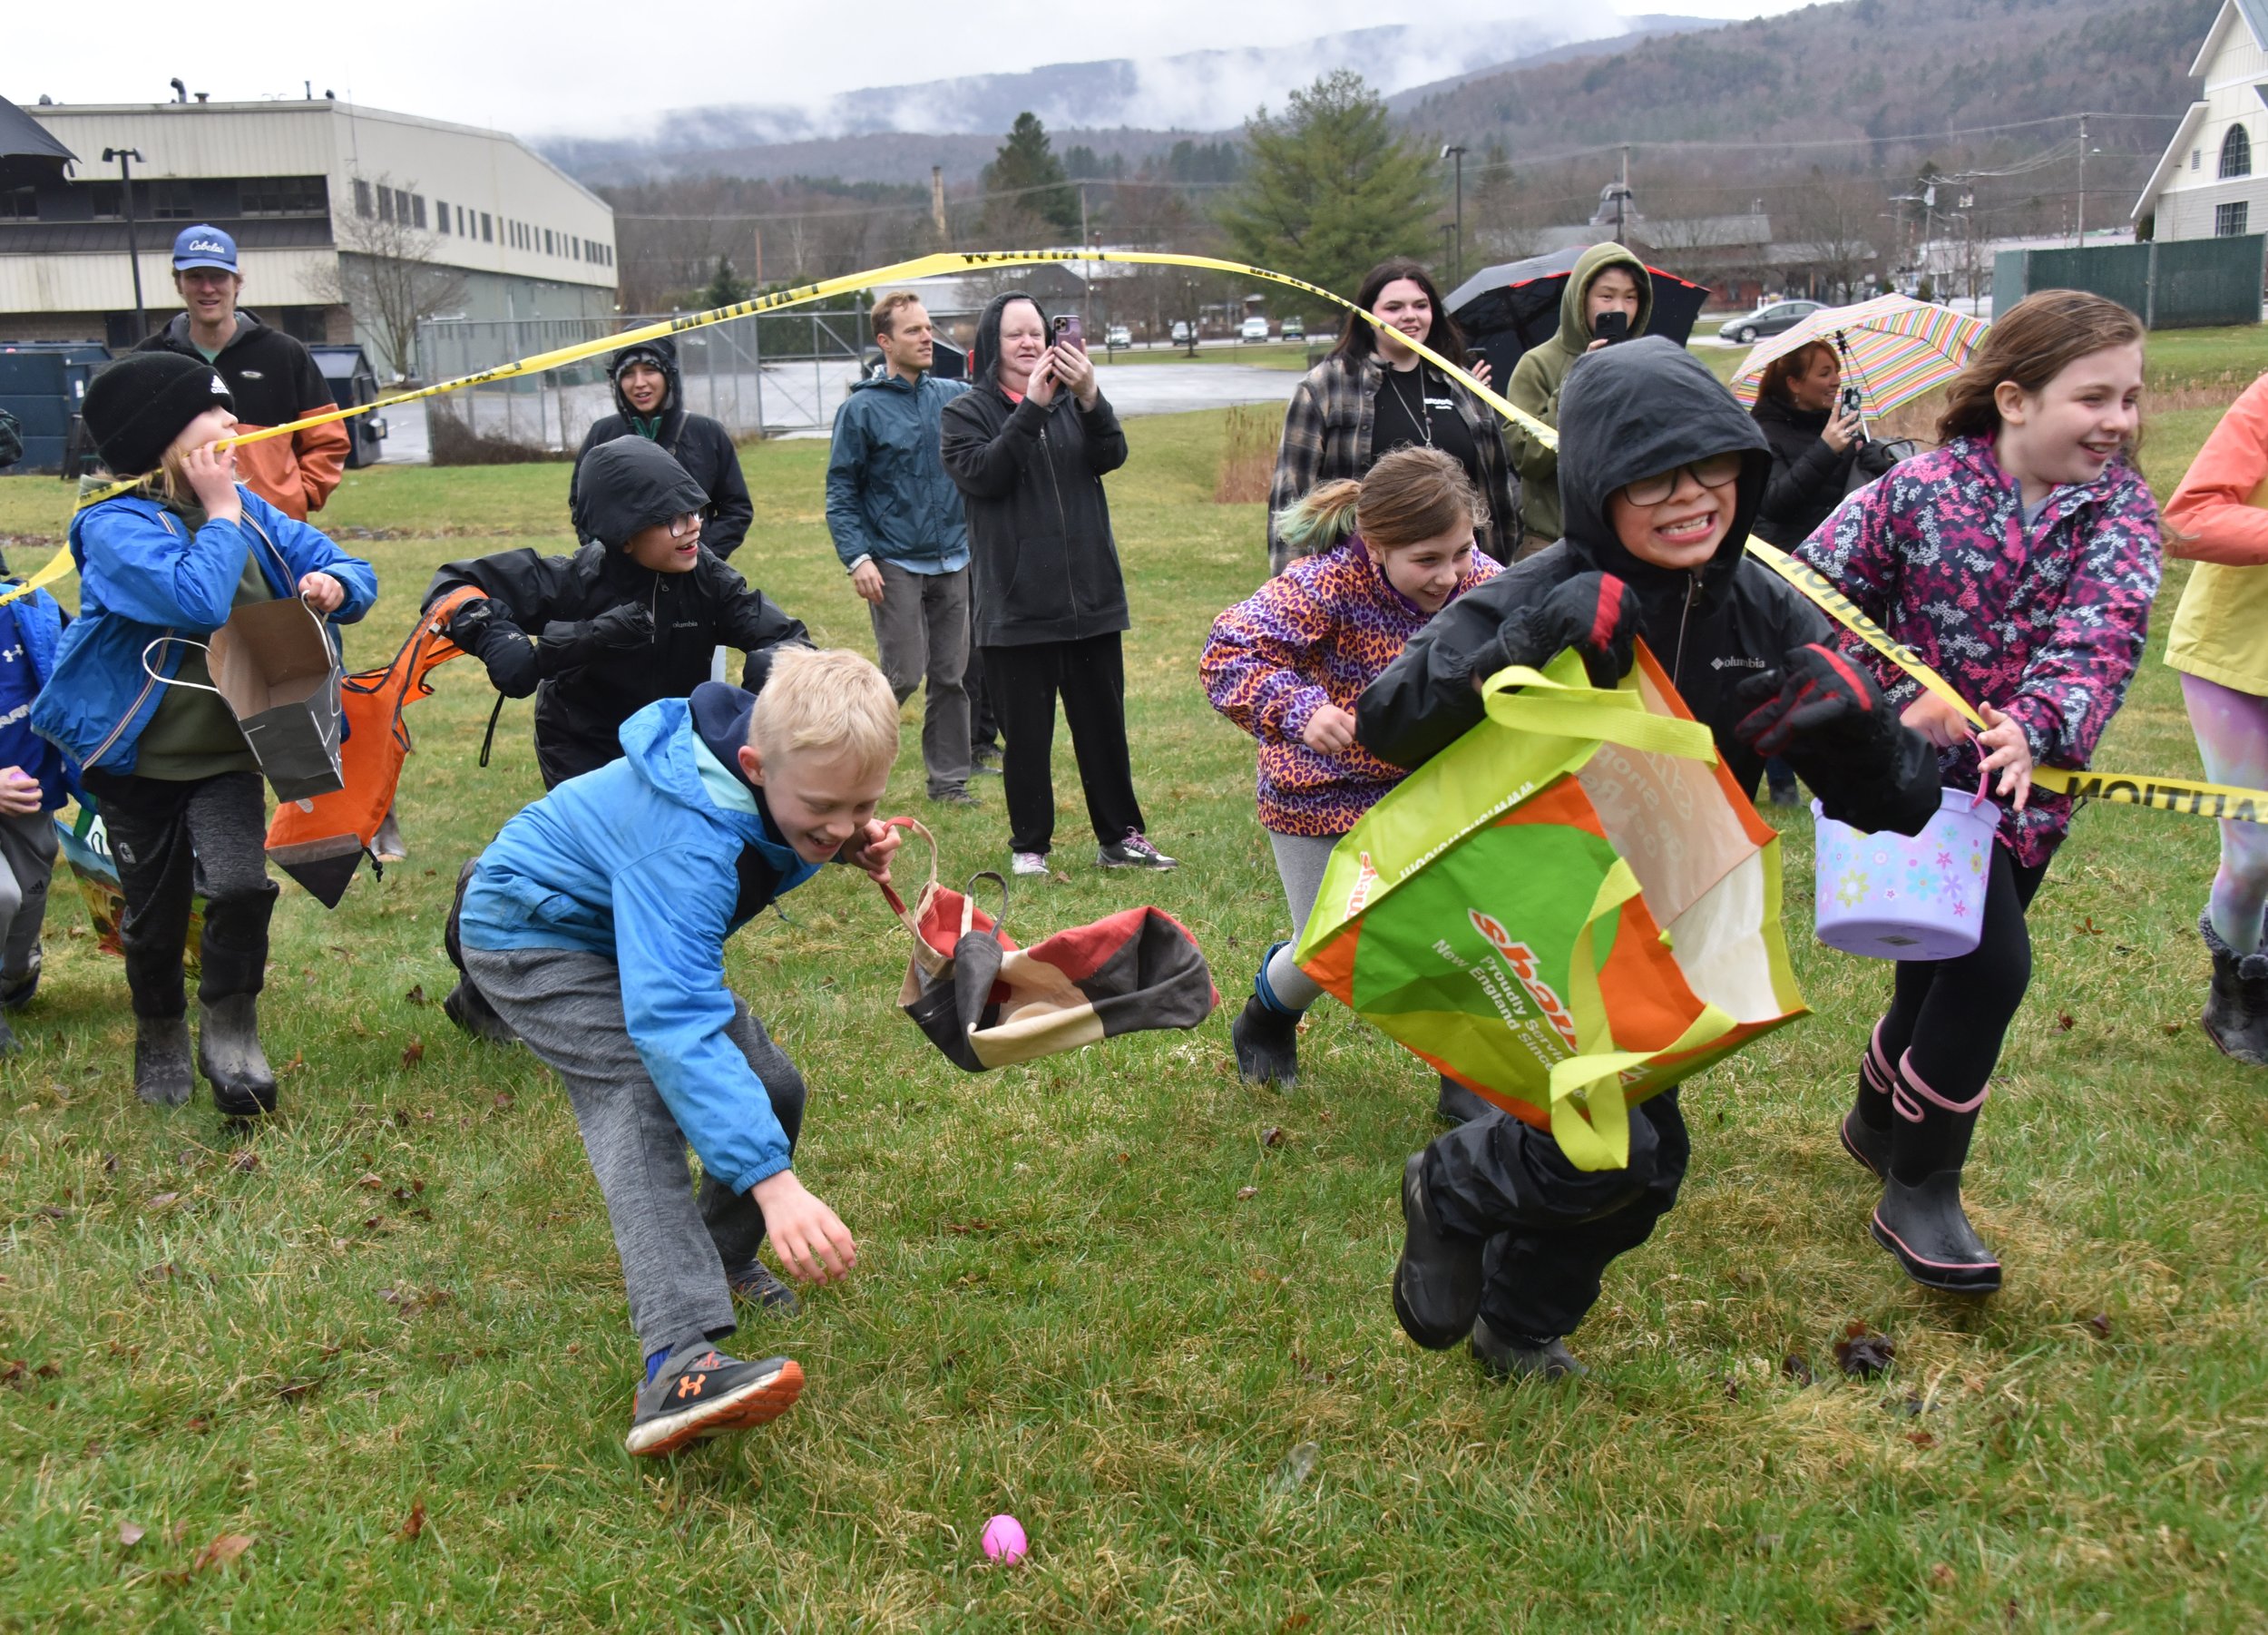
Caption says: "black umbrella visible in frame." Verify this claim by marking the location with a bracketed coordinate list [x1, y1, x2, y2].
[0, 94, 77, 189]
[1448, 248, 1712, 391]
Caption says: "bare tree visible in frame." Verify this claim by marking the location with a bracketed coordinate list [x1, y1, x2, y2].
[309, 173, 469, 381]
[1784, 170, 1884, 302]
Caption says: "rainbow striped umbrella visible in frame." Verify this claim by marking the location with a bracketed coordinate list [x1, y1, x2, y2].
[1729, 295, 1989, 418]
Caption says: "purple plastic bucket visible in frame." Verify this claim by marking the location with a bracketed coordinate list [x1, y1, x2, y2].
[1812, 788, 2000, 961]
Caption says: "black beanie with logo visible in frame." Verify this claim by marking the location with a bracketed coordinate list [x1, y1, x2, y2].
[81, 352, 236, 478]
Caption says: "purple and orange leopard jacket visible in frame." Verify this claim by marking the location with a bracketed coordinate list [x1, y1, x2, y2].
[1202, 536, 1501, 837]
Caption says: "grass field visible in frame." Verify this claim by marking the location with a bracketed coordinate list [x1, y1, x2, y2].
[0, 377, 2264, 1631]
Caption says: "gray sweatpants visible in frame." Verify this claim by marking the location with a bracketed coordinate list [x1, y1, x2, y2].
[1261, 829, 1335, 1012]
[0, 810, 57, 987]
[868, 561, 972, 798]
[460, 945, 807, 1362]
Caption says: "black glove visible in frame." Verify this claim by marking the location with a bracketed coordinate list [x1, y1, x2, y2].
[1473, 571, 1641, 690]
[444, 598, 539, 698]
[540, 602, 653, 671]
[1735, 643, 1940, 835]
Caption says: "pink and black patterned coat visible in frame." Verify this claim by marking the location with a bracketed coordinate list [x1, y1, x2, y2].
[1794, 435, 2164, 866]
[1202, 536, 1501, 837]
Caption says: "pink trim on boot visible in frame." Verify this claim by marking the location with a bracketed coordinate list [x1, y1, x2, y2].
[1892, 1049, 1990, 1121]
[1862, 1021, 1898, 1097]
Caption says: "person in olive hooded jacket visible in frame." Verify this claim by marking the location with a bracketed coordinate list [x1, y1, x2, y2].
[1504, 242, 1655, 554]
[1358, 338, 1941, 1382]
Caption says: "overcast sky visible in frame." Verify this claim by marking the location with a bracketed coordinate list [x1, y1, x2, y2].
[11, 0, 1813, 141]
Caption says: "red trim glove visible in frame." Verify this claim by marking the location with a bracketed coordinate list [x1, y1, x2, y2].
[1735, 643, 1941, 836]
[1475, 571, 1641, 691]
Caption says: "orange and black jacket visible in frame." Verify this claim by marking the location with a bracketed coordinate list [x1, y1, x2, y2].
[136, 310, 349, 520]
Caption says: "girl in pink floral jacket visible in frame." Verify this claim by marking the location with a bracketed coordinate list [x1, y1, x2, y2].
[1796, 289, 2163, 1298]
[1203, 446, 1500, 1101]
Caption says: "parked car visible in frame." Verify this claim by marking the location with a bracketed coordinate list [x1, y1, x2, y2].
[1240, 316, 1271, 343]
[1106, 324, 1132, 350]
[1717, 299, 1823, 345]
[1171, 320, 1194, 343]
[1281, 316, 1305, 341]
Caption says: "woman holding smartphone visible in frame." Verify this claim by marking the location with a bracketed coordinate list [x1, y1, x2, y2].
[941, 290, 1177, 880]
[1748, 340, 1900, 549]
[1268, 258, 1521, 575]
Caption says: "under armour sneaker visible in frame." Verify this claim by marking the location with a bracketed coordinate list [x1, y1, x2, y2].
[625, 1347, 805, 1457]
[726, 1261, 803, 1316]
[1097, 830, 1177, 870]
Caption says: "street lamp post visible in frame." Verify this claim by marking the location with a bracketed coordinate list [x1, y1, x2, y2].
[1441, 144, 1468, 288]
[102, 147, 147, 338]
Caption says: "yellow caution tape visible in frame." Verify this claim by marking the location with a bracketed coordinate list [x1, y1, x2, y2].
[26, 244, 2260, 823]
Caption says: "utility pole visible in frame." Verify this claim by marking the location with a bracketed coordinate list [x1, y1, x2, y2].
[1080, 184, 1092, 343]
[2077, 112, 2089, 247]
[1441, 144, 1467, 287]
[102, 147, 147, 339]
[931, 165, 948, 246]
[1615, 145, 1631, 243]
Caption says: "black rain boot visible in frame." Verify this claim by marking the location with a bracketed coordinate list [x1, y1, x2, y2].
[1393, 1153, 1486, 1349]
[198, 994, 278, 1118]
[1470, 1316, 1588, 1380]
[1436, 1076, 1493, 1124]
[2198, 909, 2268, 1068]
[1840, 1022, 1896, 1179]
[134, 1015, 194, 1109]
[444, 977, 520, 1047]
[1871, 1051, 1999, 1295]
[1230, 945, 1303, 1086]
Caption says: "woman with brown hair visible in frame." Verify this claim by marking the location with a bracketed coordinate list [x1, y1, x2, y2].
[1748, 339, 1901, 548]
[1266, 259, 1521, 575]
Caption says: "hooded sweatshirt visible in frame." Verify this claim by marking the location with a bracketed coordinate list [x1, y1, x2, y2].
[427, 438, 807, 788]
[1356, 338, 1940, 834]
[1503, 243, 1655, 543]
[570, 337, 755, 559]
[940, 291, 1130, 648]
[456, 683, 822, 1194]
[136, 309, 349, 520]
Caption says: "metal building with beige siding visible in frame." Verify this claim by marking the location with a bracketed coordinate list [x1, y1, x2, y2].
[0, 94, 615, 370]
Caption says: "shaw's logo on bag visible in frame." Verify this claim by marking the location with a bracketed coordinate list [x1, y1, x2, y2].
[1468, 910, 1580, 1054]
[1345, 851, 1380, 915]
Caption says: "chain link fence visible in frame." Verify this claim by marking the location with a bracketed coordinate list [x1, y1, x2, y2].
[413, 308, 873, 454]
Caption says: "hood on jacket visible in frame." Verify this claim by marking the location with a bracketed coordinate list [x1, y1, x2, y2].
[689, 679, 763, 795]
[618, 690, 814, 877]
[607, 335, 683, 426]
[1556, 243, 1655, 354]
[154, 307, 270, 357]
[571, 436, 711, 550]
[1556, 336, 1771, 612]
[970, 289, 1050, 388]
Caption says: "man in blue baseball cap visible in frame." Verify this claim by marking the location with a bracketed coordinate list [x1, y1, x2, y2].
[133, 223, 349, 520]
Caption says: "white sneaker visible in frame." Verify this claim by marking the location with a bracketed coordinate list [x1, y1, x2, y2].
[1011, 851, 1050, 877]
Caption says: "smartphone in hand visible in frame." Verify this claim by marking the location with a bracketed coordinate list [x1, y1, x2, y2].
[1052, 313, 1085, 353]
[1591, 310, 1631, 344]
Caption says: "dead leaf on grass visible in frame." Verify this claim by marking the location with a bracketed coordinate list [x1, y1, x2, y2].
[405, 984, 427, 1006]
[1260, 1126, 1286, 1148]
[2086, 1312, 2113, 1339]
[1834, 1324, 1896, 1378]
[143, 1192, 181, 1214]
[1782, 1353, 1814, 1386]
[276, 1376, 323, 1405]
[399, 1499, 425, 1541]
[401, 1037, 425, 1069]
[1909, 1431, 1939, 1449]
[191, 1532, 253, 1572]
[492, 1091, 515, 1111]
[357, 1173, 384, 1190]
[2054, 1012, 2076, 1033]
[230, 1150, 259, 1173]
[117, 1521, 145, 1547]
[1235, 1186, 1258, 1200]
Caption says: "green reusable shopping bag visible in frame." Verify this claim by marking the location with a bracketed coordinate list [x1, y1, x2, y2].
[1295, 645, 1807, 1170]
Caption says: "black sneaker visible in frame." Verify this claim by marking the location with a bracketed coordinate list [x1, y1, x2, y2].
[1471, 1316, 1588, 1380]
[1097, 831, 1177, 870]
[726, 1262, 803, 1316]
[932, 787, 980, 808]
[0, 955, 40, 1011]
[444, 978, 519, 1046]
[1230, 994, 1300, 1086]
[1392, 1153, 1484, 1349]
[1871, 1170, 2001, 1295]
[625, 1347, 805, 1457]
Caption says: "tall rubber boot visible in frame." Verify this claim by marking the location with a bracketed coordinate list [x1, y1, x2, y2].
[1229, 942, 1302, 1086]
[2198, 909, 2268, 1068]
[1870, 1050, 1999, 1295]
[198, 994, 278, 1118]
[1839, 1020, 1896, 1179]
[135, 1015, 194, 1109]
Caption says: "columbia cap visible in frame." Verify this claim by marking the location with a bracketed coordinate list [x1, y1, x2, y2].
[171, 224, 239, 273]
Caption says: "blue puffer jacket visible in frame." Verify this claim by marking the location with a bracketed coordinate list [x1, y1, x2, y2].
[825, 371, 972, 573]
[34, 487, 378, 776]
[456, 685, 822, 1194]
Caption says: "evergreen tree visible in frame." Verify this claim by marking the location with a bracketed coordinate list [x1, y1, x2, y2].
[983, 113, 1081, 237]
[1217, 71, 1439, 297]
[700, 256, 749, 309]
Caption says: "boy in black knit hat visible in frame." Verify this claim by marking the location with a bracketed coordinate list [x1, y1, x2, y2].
[32, 351, 377, 1115]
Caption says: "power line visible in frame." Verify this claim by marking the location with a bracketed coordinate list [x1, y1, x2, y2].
[614, 175, 1234, 227]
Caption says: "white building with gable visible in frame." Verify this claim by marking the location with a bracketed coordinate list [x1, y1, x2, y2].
[2134, 0, 2268, 241]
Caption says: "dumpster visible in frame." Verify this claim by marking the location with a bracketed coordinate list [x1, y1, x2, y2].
[308, 343, 387, 467]
[0, 341, 109, 475]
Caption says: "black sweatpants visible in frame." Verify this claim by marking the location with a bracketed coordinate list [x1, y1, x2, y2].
[1860, 843, 2049, 1180]
[982, 632, 1146, 856]
[81, 769, 276, 1020]
[1422, 1088, 1690, 1345]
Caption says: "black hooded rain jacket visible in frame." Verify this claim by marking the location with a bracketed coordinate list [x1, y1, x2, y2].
[569, 336, 755, 559]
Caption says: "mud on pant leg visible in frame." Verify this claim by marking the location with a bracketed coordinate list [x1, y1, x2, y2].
[81, 769, 275, 1018]
[463, 945, 738, 1361]
[1471, 1089, 1692, 1345]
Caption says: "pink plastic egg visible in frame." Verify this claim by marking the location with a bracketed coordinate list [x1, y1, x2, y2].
[981, 1513, 1027, 1564]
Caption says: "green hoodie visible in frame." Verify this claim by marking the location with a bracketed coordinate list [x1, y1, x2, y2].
[1503, 242, 1655, 543]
